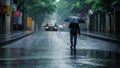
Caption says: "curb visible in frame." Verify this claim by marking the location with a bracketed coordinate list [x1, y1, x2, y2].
[0, 32, 33, 47]
[81, 32, 120, 43]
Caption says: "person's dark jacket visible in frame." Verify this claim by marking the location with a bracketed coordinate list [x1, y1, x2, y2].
[69, 23, 80, 35]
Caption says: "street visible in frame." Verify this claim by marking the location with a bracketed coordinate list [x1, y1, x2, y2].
[0, 31, 120, 68]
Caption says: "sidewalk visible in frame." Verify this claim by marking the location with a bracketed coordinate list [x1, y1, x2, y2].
[0, 31, 33, 46]
[81, 31, 120, 43]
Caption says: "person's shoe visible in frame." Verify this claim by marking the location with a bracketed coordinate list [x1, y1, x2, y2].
[70, 45, 73, 49]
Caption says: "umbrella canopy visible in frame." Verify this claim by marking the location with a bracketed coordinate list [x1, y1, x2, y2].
[64, 16, 85, 23]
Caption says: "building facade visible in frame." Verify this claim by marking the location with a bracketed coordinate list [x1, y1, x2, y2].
[0, 0, 25, 33]
[0, 0, 7, 33]
[89, 11, 120, 35]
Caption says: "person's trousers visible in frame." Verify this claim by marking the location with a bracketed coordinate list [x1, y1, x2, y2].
[70, 34, 77, 46]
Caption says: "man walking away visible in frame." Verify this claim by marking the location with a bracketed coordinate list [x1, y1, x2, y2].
[69, 23, 80, 49]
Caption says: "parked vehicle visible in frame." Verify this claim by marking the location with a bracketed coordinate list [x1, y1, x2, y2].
[58, 25, 64, 31]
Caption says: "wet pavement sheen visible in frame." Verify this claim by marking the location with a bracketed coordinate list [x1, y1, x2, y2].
[0, 31, 120, 68]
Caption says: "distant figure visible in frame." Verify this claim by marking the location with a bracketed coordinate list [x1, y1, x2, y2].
[68, 23, 80, 49]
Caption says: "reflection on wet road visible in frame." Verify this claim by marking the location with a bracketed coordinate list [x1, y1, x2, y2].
[0, 32, 120, 68]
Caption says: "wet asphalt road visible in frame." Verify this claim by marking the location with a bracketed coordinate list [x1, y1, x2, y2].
[0, 31, 120, 68]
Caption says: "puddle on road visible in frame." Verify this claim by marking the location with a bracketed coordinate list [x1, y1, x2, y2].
[70, 49, 120, 67]
[0, 48, 120, 68]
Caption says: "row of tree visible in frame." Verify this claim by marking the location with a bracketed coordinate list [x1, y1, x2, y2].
[56, 0, 120, 18]
[14, 0, 120, 31]
[70, 0, 120, 14]
[14, 0, 56, 29]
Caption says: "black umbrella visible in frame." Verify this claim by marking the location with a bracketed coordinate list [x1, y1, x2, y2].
[64, 16, 85, 23]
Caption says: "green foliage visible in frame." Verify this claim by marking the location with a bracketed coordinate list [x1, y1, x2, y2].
[70, 0, 90, 14]
[16, 0, 56, 18]
[14, 0, 56, 24]
[85, 0, 105, 12]
[85, 0, 120, 13]
[112, 0, 120, 11]
[85, 0, 101, 4]
[56, 0, 72, 22]
[29, 0, 56, 15]
[70, 2, 81, 13]
[74, 2, 81, 8]
[21, 0, 56, 24]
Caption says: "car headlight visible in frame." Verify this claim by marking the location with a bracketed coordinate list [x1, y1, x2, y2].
[54, 27, 58, 29]
[45, 27, 49, 29]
